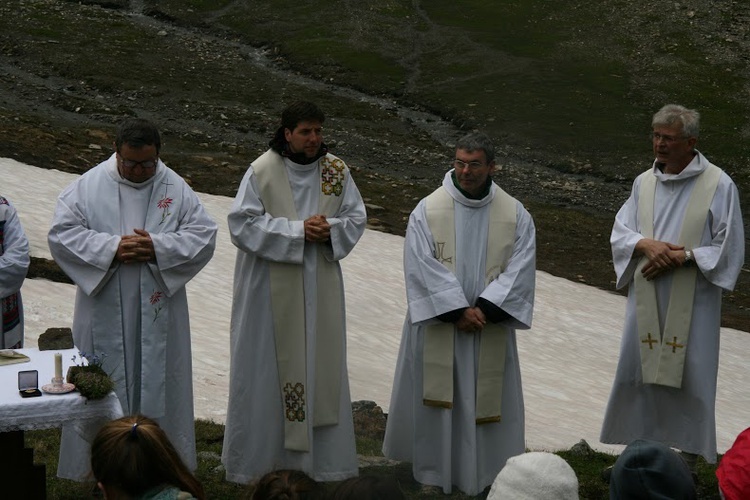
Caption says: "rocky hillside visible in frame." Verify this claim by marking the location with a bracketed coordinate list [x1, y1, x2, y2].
[1, 0, 748, 330]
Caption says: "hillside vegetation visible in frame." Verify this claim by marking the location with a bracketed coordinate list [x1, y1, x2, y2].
[0, 0, 748, 330]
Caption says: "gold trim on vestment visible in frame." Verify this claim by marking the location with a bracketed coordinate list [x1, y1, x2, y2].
[635, 164, 721, 388]
[253, 150, 346, 451]
[423, 185, 516, 423]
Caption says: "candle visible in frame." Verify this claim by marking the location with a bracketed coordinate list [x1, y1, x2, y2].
[54, 353, 62, 381]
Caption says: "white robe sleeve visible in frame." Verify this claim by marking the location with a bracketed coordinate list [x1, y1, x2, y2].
[695, 174, 745, 290]
[611, 173, 745, 291]
[322, 173, 367, 261]
[610, 178, 645, 290]
[0, 201, 30, 298]
[149, 184, 218, 296]
[227, 167, 306, 264]
[478, 203, 536, 330]
[48, 187, 121, 297]
[404, 202, 470, 325]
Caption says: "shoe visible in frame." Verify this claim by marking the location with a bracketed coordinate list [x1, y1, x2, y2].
[601, 465, 613, 483]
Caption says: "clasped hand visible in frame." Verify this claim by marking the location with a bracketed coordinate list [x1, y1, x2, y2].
[116, 229, 155, 264]
[456, 307, 486, 333]
[636, 238, 686, 281]
[304, 214, 331, 243]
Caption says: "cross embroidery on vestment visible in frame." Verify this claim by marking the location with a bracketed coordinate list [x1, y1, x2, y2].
[435, 242, 452, 265]
[283, 382, 306, 422]
[641, 332, 658, 349]
[321, 157, 345, 196]
[666, 336, 685, 353]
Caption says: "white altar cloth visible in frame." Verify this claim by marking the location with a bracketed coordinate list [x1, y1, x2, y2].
[0, 348, 123, 433]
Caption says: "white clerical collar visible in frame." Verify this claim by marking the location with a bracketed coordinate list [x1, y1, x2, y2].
[652, 151, 706, 182]
[442, 170, 496, 208]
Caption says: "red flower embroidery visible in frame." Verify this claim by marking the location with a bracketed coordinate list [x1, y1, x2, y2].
[150, 291, 163, 305]
[157, 197, 173, 209]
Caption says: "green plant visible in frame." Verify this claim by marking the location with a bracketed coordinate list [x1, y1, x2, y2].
[66, 352, 114, 401]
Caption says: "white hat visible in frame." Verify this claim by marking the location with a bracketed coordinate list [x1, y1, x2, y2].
[487, 452, 579, 500]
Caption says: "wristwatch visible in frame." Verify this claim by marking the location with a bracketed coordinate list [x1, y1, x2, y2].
[684, 249, 693, 264]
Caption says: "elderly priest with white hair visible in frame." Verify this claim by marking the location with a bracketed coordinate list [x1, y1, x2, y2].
[600, 104, 745, 471]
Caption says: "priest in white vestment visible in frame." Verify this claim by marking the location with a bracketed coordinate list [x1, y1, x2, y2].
[600, 105, 745, 466]
[222, 102, 366, 483]
[48, 118, 217, 479]
[383, 133, 536, 496]
[0, 195, 30, 349]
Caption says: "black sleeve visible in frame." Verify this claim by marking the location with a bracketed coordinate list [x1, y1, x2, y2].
[436, 307, 467, 323]
[476, 297, 511, 323]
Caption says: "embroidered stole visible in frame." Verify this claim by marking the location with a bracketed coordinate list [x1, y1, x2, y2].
[635, 164, 721, 388]
[253, 150, 346, 451]
[423, 186, 516, 423]
[0, 220, 22, 349]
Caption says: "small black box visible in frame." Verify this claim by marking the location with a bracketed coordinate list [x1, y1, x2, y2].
[18, 370, 41, 398]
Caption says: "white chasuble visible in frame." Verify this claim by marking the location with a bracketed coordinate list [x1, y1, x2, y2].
[635, 164, 720, 388]
[253, 150, 345, 452]
[423, 185, 516, 423]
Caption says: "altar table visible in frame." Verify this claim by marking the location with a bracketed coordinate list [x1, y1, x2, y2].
[0, 348, 123, 499]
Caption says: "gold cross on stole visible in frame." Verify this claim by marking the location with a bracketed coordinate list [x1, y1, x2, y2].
[666, 336, 685, 353]
[641, 332, 658, 349]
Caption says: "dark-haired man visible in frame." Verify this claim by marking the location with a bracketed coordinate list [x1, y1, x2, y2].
[222, 102, 366, 483]
[49, 118, 217, 479]
[383, 132, 536, 496]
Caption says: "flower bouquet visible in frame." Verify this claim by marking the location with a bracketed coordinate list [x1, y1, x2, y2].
[66, 351, 114, 400]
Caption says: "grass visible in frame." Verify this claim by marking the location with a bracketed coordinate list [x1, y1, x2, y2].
[26, 419, 723, 499]
[189, 0, 748, 183]
[4, 0, 749, 209]
[0, 2, 744, 496]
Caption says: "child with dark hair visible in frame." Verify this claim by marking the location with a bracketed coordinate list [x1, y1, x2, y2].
[329, 475, 406, 500]
[250, 469, 324, 500]
[91, 414, 205, 500]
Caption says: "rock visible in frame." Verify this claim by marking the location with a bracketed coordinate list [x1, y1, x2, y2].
[366, 217, 385, 229]
[569, 439, 596, 457]
[351, 400, 386, 441]
[37, 327, 74, 351]
[197, 451, 221, 461]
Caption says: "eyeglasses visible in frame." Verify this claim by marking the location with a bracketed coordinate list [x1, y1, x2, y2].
[451, 159, 486, 170]
[650, 132, 685, 144]
[118, 153, 158, 170]
[120, 158, 158, 169]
